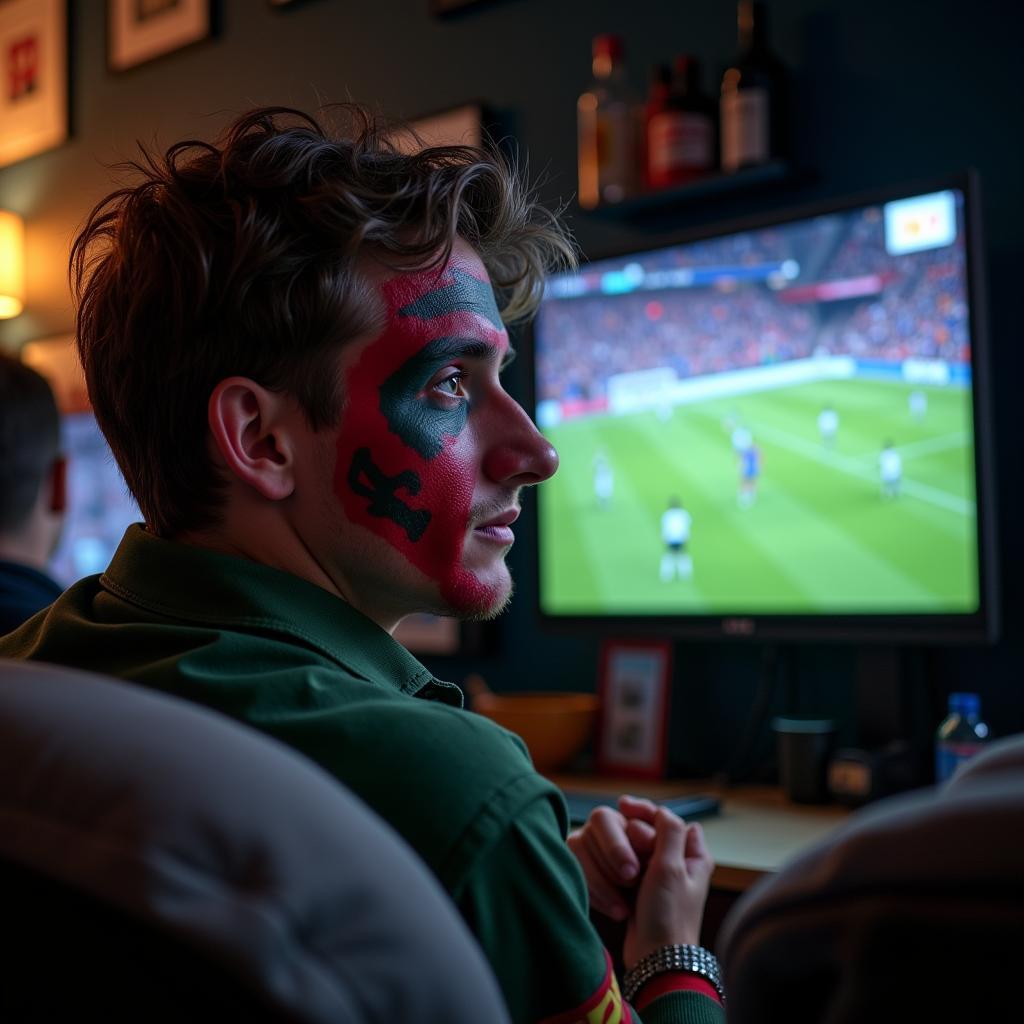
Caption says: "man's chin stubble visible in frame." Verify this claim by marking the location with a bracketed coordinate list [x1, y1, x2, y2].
[443, 574, 515, 623]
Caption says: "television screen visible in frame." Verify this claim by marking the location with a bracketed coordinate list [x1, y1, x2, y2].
[531, 176, 996, 640]
[48, 412, 140, 588]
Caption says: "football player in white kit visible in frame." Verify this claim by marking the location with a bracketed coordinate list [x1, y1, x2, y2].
[909, 390, 928, 420]
[818, 404, 839, 448]
[880, 440, 902, 499]
[660, 497, 693, 581]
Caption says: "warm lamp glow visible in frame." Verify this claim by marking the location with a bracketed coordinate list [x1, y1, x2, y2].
[0, 209, 25, 319]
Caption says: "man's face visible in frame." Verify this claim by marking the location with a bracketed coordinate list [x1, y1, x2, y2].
[326, 238, 558, 624]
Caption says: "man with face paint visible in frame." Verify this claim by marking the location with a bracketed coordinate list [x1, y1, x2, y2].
[1, 108, 722, 1024]
[328, 243, 540, 624]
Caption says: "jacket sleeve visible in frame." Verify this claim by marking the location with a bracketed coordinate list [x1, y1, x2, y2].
[452, 793, 725, 1024]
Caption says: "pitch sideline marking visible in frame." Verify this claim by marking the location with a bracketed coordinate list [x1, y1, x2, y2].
[850, 431, 968, 463]
[745, 421, 975, 517]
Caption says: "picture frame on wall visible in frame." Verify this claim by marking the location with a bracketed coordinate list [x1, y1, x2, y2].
[0, 0, 68, 170]
[108, 0, 212, 72]
[596, 639, 672, 779]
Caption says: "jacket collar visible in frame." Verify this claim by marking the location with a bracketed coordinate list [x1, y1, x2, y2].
[100, 525, 462, 705]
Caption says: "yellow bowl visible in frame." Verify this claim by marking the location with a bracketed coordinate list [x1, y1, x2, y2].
[473, 691, 601, 772]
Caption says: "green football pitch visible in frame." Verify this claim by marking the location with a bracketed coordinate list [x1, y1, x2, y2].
[538, 377, 978, 615]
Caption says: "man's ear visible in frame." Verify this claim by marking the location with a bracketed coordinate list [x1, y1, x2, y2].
[47, 456, 67, 514]
[207, 378, 301, 502]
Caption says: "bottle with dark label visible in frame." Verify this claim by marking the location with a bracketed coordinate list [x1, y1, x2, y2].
[647, 55, 716, 190]
[578, 34, 638, 208]
[720, 0, 787, 172]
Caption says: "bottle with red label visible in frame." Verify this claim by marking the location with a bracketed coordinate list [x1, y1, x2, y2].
[647, 54, 716, 190]
[935, 692, 990, 783]
[720, 0, 788, 173]
[577, 34, 638, 208]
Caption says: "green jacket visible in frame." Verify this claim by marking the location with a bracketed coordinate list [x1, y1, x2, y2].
[1, 525, 723, 1024]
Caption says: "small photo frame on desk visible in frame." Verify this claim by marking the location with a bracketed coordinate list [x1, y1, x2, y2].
[596, 639, 672, 779]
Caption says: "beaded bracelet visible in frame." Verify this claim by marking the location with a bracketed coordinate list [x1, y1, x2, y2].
[621, 944, 725, 1004]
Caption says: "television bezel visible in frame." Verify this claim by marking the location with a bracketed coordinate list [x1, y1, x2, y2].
[524, 171, 999, 644]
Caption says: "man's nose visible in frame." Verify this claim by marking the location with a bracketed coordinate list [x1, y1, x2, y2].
[481, 395, 559, 486]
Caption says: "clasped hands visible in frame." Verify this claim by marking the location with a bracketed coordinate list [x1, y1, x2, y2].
[567, 795, 714, 968]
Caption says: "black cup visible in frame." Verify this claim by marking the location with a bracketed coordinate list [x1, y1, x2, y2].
[772, 717, 837, 804]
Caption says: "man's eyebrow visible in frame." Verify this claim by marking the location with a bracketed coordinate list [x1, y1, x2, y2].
[429, 338, 513, 365]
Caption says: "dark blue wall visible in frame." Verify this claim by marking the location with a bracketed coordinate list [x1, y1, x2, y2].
[1, 0, 1020, 773]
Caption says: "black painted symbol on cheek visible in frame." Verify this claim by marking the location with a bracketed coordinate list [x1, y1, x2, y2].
[347, 447, 432, 543]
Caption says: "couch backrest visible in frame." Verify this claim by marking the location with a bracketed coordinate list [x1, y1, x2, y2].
[0, 658, 510, 1023]
[718, 733, 1024, 1023]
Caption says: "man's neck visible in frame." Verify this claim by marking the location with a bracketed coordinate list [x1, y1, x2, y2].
[0, 534, 51, 573]
[0, 544, 49, 577]
[176, 515, 404, 636]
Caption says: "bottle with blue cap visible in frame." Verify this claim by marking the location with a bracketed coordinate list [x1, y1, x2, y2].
[935, 692, 990, 783]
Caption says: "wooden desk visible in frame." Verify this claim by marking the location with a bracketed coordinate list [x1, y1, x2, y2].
[547, 774, 850, 893]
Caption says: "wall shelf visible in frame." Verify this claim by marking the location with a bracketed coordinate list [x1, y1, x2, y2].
[580, 161, 796, 220]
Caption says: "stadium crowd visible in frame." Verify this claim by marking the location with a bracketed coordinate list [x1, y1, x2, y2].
[536, 209, 969, 405]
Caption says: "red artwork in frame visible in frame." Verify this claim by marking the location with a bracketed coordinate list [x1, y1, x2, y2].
[596, 639, 672, 779]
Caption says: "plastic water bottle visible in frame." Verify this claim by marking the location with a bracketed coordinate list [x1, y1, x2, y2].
[935, 692, 990, 783]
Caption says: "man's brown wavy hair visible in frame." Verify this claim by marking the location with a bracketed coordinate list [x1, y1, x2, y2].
[71, 105, 576, 538]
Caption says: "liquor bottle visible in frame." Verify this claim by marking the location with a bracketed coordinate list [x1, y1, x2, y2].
[642, 64, 671, 190]
[720, 1, 787, 173]
[577, 34, 638, 208]
[647, 55, 716, 190]
[935, 692, 990, 783]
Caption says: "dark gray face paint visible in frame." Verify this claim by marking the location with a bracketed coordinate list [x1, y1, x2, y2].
[377, 337, 478, 459]
[347, 446, 431, 542]
[378, 270, 505, 460]
[397, 267, 504, 330]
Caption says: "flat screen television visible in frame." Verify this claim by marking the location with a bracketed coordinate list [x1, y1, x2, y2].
[529, 174, 997, 642]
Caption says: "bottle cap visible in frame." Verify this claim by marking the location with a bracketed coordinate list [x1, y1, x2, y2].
[671, 55, 702, 95]
[949, 692, 980, 716]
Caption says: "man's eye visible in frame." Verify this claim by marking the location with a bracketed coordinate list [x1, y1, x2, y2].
[434, 371, 468, 398]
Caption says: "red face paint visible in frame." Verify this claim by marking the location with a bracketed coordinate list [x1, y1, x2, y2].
[333, 252, 511, 615]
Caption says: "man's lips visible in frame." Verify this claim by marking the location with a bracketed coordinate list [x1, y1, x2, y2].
[472, 507, 519, 545]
